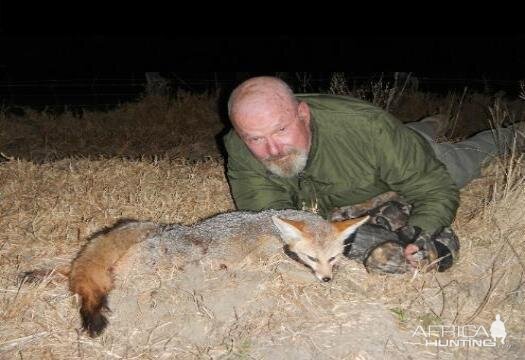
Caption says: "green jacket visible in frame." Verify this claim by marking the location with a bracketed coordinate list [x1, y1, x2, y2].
[224, 94, 459, 233]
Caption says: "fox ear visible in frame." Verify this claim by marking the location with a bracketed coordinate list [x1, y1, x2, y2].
[272, 216, 306, 245]
[332, 215, 369, 242]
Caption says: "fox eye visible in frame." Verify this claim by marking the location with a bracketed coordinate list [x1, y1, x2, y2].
[328, 256, 337, 262]
[306, 255, 319, 263]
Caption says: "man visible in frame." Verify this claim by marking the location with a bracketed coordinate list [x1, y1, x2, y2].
[223, 76, 517, 271]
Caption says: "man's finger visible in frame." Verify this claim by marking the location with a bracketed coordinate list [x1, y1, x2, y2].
[404, 244, 419, 257]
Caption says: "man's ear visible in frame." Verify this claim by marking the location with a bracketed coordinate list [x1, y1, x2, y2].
[272, 216, 306, 245]
[332, 216, 370, 242]
[298, 101, 310, 125]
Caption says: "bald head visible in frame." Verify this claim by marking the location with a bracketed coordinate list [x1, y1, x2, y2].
[226, 76, 312, 178]
[228, 76, 298, 125]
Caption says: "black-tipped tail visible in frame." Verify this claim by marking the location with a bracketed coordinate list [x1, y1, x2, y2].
[80, 295, 110, 337]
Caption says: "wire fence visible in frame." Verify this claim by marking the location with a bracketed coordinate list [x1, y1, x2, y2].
[0, 74, 522, 111]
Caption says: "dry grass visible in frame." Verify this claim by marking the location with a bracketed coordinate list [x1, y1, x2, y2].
[1, 87, 525, 358]
[329, 72, 525, 140]
[0, 91, 225, 163]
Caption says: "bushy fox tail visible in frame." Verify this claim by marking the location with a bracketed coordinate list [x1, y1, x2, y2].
[68, 219, 159, 337]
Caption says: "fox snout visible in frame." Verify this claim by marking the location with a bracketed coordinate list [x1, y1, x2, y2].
[321, 275, 332, 282]
[312, 262, 336, 282]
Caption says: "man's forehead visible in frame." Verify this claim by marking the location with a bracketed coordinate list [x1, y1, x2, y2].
[235, 99, 294, 124]
[236, 113, 292, 137]
[236, 94, 294, 115]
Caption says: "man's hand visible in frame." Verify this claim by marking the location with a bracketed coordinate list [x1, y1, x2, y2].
[404, 243, 425, 269]
[397, 226, 436, 270]
[397, 226, 459, 272]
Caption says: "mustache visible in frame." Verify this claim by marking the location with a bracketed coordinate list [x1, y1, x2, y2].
[260, 147, 308, 178]
[262, 149, 298, 162]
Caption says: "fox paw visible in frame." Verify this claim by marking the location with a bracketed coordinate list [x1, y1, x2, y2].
[364, 241, 411, 274]
[330, 205, 368, 221]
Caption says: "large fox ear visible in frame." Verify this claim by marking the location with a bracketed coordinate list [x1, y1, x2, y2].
[332, 215, 369, 242]
[272, 216, 306, 245]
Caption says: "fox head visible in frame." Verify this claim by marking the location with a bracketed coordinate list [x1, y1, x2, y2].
[272, 215, 369, 282]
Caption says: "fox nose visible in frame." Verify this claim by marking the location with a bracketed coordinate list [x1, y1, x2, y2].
[322, 276, 331, 282]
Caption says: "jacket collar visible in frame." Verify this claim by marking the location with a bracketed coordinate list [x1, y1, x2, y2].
[301, 111, 318, 175]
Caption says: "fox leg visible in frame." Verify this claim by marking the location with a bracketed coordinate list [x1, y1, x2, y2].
[364, 241, 409, 274]
[330, 191, 405, 221]
[333, 195, 415, 274]
[339, 197, 458, 274]
[365, 201, 411, 232]
[344, 224, 411, 274]
[401, 226, 460, 272]
[349, 226, 460, 274]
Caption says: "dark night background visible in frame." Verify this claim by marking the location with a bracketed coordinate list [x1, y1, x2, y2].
[1, 36, 525, 111]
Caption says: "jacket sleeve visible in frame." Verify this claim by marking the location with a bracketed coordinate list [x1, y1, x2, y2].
[373, 113, 460, 233]
[225, 134, 295, 211]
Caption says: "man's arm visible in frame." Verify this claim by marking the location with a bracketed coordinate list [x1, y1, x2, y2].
[373, 113, 460, 233]
[227, 164, 296, 211]
[369, 114, 460, 272]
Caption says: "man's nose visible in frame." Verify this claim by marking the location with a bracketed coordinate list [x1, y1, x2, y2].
[266, 137, 281, 157]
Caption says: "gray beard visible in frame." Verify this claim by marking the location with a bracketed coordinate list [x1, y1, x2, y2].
[262, 149, 308, 178]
